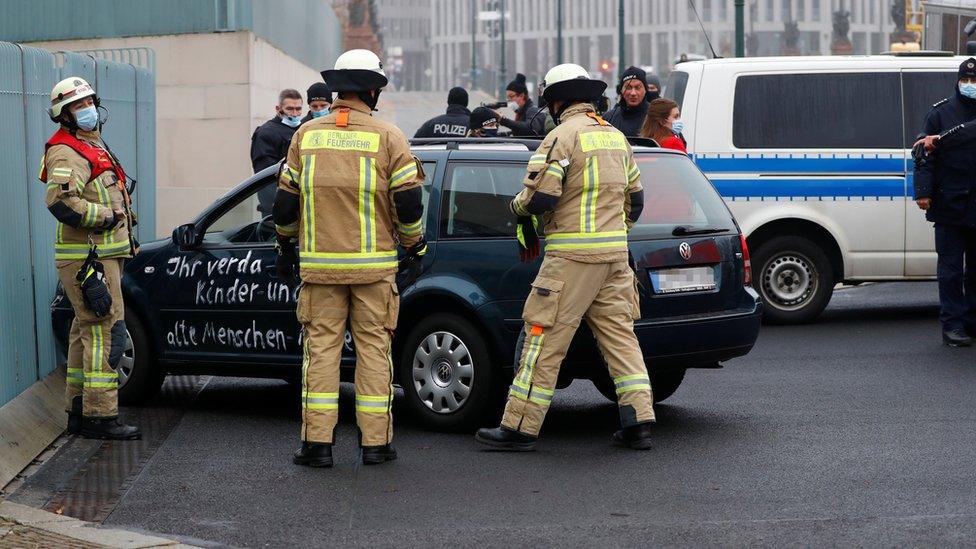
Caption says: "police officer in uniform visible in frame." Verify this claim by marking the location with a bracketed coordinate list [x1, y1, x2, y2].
[475, 64, 653, 451]
[274, 50, 427, 467]
[414, 87, 471, 138]
[913, 58, 976, 347]
[41, 77, 141, 440]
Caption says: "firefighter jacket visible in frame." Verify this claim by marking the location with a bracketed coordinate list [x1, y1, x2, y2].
[275, 97, 426, 285]
[511, 102, 643, 264]
[40, 127, 134, 261]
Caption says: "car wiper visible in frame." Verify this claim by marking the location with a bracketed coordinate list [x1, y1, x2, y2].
[671, 226, 730, 236]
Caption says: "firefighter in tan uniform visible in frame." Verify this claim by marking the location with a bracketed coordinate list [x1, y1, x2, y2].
[476, 64, 654, 451]
[274, 50, 426, 467]
[41, 77, 141, 440]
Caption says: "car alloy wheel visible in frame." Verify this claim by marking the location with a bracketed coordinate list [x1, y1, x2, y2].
[117, 329, 135, 390]
[411, 331, 474, 414]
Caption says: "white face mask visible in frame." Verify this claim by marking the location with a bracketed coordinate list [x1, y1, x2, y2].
[507, 100, 518, 111]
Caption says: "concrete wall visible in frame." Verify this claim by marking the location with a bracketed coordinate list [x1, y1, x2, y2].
[30, 32, 327, 235]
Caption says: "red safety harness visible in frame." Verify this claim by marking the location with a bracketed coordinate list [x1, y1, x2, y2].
[39, 128, 129, 203]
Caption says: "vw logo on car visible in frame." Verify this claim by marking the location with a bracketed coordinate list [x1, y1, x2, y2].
[679, 242, 692, 261]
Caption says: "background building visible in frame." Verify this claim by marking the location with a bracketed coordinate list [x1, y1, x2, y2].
[376, 0, 433, 90]
[923, 0, 976, 52]
[429, 0, 898, 93]
[2, 0, 343, 235]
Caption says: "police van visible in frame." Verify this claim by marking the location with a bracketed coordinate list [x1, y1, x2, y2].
[666, 54, 966, 323]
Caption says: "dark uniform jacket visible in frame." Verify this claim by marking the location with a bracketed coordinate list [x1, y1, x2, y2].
[251, 117, 296, 173]
[914, 92, 976, 227]
[500, 100, 545, 136]
[414, 104, 471, 138]
[604, 99, 649, 137]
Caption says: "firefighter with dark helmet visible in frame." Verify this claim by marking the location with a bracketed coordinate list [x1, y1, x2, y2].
[274, 49, 427, 467]
[475, 63, 654, 451]
[41, 77, 141, 440]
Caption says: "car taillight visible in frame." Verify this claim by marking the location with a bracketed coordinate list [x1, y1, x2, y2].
[739, 233, 752, 286]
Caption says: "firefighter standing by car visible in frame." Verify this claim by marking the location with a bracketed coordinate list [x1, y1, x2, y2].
[475, 63, 654, 451]
[273, 49, 427, 467]
[41, 77, 141, 440]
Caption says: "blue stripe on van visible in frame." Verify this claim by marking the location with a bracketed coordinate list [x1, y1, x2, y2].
[710, 178, 906, 199]
[694, 154, 906, 174]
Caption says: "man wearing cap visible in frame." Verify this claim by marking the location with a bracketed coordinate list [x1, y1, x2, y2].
[414, 86, 471, 138]
[645, 74, 662, 102]
[913, 57, 976, 347]
[496, 73, 545, 136]
[301, 82, 332, 124]
[604, 66, 650, 137]
[467, 107, 500, 137]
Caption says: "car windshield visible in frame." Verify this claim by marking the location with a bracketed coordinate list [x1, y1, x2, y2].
[630, 153, 736, 240]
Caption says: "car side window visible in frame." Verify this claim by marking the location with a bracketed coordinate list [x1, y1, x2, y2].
[440, 163, 525, 238]
[206, 177, 276, 244]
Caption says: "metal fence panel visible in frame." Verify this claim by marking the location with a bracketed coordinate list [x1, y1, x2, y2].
[0, 42, 155, 407]
[0, 42, 35, 404]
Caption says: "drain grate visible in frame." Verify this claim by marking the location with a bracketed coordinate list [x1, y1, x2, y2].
[40, 376, 207, 523]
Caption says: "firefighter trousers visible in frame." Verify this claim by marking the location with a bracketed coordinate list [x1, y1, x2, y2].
[501, 255, 655, 437]
[297, 276, 399, 446]
[56, 258, 125, 418]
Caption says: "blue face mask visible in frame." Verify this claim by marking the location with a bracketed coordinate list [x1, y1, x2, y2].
[281, 114, 302, 128]
[74, 106, 98, 131]
[960, 82, 976, 99]
[671, 120, 685, 134]
[310, 108, 328, 119]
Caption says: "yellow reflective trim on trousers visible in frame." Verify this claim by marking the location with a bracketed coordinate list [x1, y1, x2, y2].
[302, 129, 380, 152]
[517, 332, 545, 386]
[66, 367, 84, 386]
[355, 394, 391, 413]
[580, 156, 599, 232]
[509, 378, 554, 405]
[84, 371, 118, 388]
[389, 162, 417, 188]
[91, 325, 103, 374]
[358, 157, 377, 252]
[300, 154, 316, 252]
[303, 391, 339, 410]
[614, 373, 651, 394]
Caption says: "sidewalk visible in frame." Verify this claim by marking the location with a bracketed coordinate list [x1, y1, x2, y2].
[0, 500, 196, 549]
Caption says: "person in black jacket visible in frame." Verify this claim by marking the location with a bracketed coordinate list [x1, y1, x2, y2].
[496, 74, 544, 136]
[913, 57, 976, 347]
[251, 88, 303, 216]
[414, 87, 471, 138]
[604, 66, 650, 136]
[300, 82, 332, 124]
[646, 74, 662, 101]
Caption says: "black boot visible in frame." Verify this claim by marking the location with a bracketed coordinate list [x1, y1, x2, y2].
[943, 329, 972, 347]
[66, 396, 82, 435]
[293, 441, 333, 468]
[475, 427, 536, 451]
[80, 417, 141, 440]
[362, 444, 397, 465]
[611, 422, 653, 450]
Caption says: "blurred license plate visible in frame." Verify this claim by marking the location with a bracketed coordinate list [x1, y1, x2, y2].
[649, 267, 716, 294]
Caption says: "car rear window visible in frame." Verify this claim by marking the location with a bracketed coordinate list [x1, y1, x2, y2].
[631, 153, 736, 239]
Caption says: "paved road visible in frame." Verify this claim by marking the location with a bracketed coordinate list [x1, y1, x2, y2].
[18, 282, 976, 547]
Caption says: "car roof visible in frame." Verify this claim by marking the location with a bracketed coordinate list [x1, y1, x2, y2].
[684, 53, 968, 69]
[409, 136, 666, 152]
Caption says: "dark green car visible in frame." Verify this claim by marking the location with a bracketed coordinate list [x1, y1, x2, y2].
[53, 139, 761, 431]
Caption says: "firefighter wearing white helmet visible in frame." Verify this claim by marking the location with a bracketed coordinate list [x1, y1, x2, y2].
[274, 49, 426, 467]
[40, 76, 141, 441]
[476, 63, 654, 451]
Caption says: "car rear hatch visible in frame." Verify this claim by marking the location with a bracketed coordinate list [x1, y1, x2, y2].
[629, 151, 751, 321]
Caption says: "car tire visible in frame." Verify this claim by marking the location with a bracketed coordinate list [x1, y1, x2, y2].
[752, 235, 835, 325]
[397, 313, 497, 432]
[592, 369, 686, 404]
[118, 307, 165, 406]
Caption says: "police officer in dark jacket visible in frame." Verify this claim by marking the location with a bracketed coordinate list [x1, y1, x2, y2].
[604, 66, 650, 137]
[497, 74, 545, 136]
[913, 58, 976, 347]
[414, 87, 471, 138]
[252, 88, 303, 215]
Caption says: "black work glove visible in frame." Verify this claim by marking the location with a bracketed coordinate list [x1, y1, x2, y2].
[275, 238, 299, 285]
[516, 216, 540, 263]
[397, 239, 428, 291]
[911, 132, 927, 169]
[102, 210, 123, 231]
[77, 261, 112, 318]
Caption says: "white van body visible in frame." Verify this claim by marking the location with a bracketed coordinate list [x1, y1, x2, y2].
[667, 55, 965, 322]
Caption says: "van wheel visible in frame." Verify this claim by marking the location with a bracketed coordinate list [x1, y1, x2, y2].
[118, 307, 165, 405]
[752, 235, 834, 324]
[398, 313, 496, 432]
[592, 369, 686, 404]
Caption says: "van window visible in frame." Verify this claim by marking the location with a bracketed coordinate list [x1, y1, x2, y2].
[664, 70, 689, 109]
[732, 73, 901, 149]
[630, 153, 736, 240]
[902, 71, 958, 145]
[440, 163, 524, 238]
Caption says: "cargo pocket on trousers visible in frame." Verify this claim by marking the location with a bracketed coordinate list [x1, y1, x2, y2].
[384, 282, 400, 332]
[296, 284, 311, 325]
[630, 273, 642, 320]
[522, 277, 565, 328]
